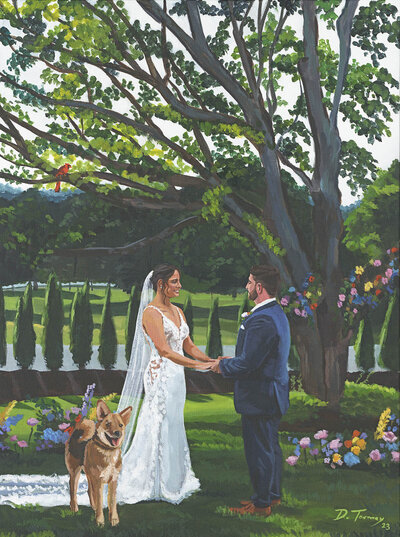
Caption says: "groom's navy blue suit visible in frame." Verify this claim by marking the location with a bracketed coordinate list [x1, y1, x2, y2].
[219, 300, 290, 507]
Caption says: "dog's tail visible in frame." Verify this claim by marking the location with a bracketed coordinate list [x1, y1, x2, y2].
[74, 418, 96, 442]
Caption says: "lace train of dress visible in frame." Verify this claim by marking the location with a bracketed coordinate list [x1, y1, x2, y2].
[0, 306, 199, 507]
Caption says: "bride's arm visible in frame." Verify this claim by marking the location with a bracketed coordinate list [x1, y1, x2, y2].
[143, 309, 213, 369]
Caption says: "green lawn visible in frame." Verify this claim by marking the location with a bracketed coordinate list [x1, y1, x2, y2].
[0, 386, 399, 537]
[4, 286, 244, 346]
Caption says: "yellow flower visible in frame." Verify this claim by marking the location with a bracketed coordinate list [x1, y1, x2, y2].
[351, 446, 361, 455]
[305, 292, 312, 298]
[356, 438, 366, 450]
[0, 400, 17, 427]
[364, 281, 373, 292]
[332, 453, 342, 463]
[355, 266, 364, 275]
[317, 290, 322, 296]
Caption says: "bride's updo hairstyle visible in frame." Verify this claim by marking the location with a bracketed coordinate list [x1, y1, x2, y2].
[150, 264, 180, 293]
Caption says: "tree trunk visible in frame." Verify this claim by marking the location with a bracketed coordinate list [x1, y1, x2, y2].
[292, 317, 348, 407]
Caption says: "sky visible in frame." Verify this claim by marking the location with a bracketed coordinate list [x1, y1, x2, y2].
[0, 0, 399, 206]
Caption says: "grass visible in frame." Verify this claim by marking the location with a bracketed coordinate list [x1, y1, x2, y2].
[4, 286, 243, 346]
[0, 391, 399, 537]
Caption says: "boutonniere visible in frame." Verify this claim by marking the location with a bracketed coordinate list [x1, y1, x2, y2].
[241, 311, 253, 319]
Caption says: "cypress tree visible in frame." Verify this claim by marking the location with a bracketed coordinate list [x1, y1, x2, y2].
[237, 293, 251, 328]
[206, 296, 223, 359]
[69, 288, 81, 365]
[0, 286, 6, 367]
[355, 315, 375, 372]
[42, 273, 64, 371]
[81, 280, 93, 364]
[183, 294, 194, 341]
[125, 285, 140, 364]
[13, 297, 24, 368]
[22, 282, 36, 365]
[69, 286, 93, 369]
[98, 284, 117, 369]
[378, 291, 399, 371]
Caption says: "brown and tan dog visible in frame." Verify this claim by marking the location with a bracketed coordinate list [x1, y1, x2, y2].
[65, 399, 132, 526]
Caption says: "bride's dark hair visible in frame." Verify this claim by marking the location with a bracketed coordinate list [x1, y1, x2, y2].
[150, 264, 180, 292]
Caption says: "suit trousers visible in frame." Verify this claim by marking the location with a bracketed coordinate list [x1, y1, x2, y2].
[241, 414, 282, 507]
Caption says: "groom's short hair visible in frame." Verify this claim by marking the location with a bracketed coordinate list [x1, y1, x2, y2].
[250, 265, 280, 297]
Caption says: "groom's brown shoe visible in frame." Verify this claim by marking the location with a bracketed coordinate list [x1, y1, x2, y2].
[240, 498, 281, 507]
[230, 502, 272, 517]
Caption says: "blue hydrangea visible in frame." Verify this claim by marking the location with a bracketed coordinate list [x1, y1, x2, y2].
[343, 452, 360, 467]
[288, 287, 295, 293]
[292, 438, 298, 444]
[46, 413, 55, 422]
[42, 428, 69, 445]
[5, 414, 23, 426]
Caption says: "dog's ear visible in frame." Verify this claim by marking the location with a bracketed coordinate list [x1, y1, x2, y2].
[97, 399, 111, 421]
[119, 406, 132, 426]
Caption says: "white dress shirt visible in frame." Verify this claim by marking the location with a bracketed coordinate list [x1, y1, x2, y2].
[250, 297, 276, 313]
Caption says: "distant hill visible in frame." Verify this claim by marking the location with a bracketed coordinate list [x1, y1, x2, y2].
[0, 184, 81, 202]
[0, 183, 22, 200]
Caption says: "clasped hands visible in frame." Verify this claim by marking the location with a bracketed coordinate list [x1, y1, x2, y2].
[210, 355, 232, 374]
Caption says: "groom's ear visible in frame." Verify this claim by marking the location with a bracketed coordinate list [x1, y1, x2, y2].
[96, 399, 111, 421]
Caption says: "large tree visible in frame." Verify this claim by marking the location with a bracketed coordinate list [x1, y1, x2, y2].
[0, 0, 398, 404]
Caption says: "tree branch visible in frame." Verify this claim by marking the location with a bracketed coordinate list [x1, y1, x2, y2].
[330, 0, 359, 128]
[276, 150, 314, 190]
[51, 216, 201, 257]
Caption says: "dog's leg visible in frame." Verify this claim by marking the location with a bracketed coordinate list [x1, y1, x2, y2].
[108, 478, 119, 526]
[87, 474, 95, 510]
[92, 478, 105, 527]
[69, 465, 82, 512]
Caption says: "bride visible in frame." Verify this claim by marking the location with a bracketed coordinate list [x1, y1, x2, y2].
[0, 265, 214, 507]
[117, 264, 214, 504]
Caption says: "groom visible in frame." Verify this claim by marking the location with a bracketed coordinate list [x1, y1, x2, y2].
[211, 265, 290, 517]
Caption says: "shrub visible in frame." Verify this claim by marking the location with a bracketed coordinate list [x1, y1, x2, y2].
[355, 315, 375, 372]
[183, 294, 194, 341]
[0, 286, 6, 367]
[98, 284, 117, 369]
[125, 284, 140, 364]
[378, 291, 399, 371]
[206, 296, 222, 359]
[41, 274, 64, 371]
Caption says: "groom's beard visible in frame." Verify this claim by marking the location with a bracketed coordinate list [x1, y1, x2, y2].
[248, 288, 258, 302]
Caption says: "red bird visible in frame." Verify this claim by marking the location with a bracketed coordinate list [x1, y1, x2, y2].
[54, 163, 71, 192]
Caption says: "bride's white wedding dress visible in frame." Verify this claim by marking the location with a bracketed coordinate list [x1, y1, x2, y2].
[0, 305, 199, 507]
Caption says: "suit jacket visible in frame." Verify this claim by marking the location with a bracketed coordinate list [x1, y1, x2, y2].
[219, 301, 290, 417]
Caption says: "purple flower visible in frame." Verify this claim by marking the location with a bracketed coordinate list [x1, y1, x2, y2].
[299, 437, 311, 448]
[46, 413, 55, 422]
[310, 448, 319, 456]
[383, 431, 397, 443]
[360, 432, 367, 439]
[369, 449, 381, 461]
[70, 407, 81, 415]
[27, 418, 39, 427]
[286, 456, 299, 466]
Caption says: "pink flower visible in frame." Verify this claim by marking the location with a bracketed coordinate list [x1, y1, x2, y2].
[391, 451, 399, 463]
[294, 308, 301, 316]
[324, 458, 330, 464]
[10, 435, 18, 442]
[301, 310, 307, 317]
[314, 430, 328, 440]
[350, 288, 358, 296]
[337, 459, 343, 466]
[382, 431, 397, 443]
[338, 294, 346, 302]
[299, 437, 311, 448]
[58, 423, 71, 431]
[17, 441, 28, 448]
[353, 309, 358, 314]
[387, 249, 391, 254]
[27, 418, 39, 426]
[286, 456, 299, 466]
[330, 463, 336, 469]
[70, 407, 81, 415]
[369, 449, 381, 461]
[329, 438, 343, 450]
[385, 268, 393, 278]
[337, 301, 343, 308]
[280, 298, 289, 306]
[382, 277, 388, 285]
[373, 260, 381, 267]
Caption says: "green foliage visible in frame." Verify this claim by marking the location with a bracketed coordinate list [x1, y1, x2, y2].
[344, 161, 399, 260]
[354, 316, 375, 372]
[0, 286, 6, 366]
[22, 282, 36, 364]
[12, 283, 36, 369]
[183, 293, 194, 341]
[125, 284, 140, 364]
[237, 293, 250, 328]
[288, 344, 301, 371]
[340, 381, 399, 418]
[205, 297, 223, 359]
[378, 291, 399, 371]
[69, 281, 93, 369]
[41, 273, 64, 371]
[12, 297, 24, 368]
[98, 284, 117, 370]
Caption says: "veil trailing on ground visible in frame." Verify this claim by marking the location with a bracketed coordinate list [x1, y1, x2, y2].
[117, 270, 154, 455]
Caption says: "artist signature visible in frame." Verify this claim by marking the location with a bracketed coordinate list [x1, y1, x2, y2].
[333, 509, 391, 530]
